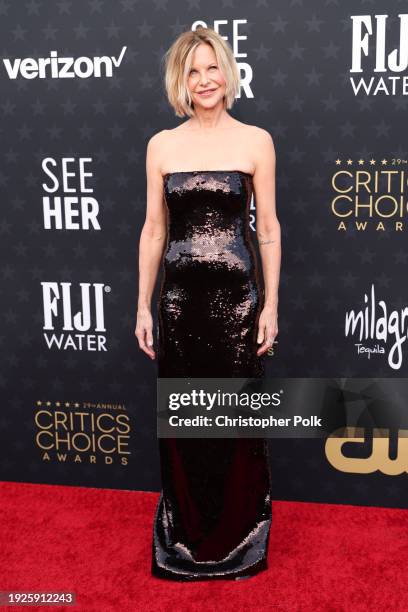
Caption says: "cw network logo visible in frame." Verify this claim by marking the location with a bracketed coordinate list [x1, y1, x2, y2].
[2, 46, 127, 79]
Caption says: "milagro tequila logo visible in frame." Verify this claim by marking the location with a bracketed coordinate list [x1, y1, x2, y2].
[42, 282, 109, 351]
[350, 14, 408, 95]
[345, 284, 408, 369]
[3, 46, 127, 79]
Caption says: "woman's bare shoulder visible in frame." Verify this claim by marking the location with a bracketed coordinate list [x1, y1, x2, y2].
[245, 124, 274, 141]
[148, 128, 187, 151]
[148, 129, 169, 146]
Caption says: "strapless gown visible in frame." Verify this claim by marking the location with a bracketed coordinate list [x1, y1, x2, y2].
[152, 170, 272, 581]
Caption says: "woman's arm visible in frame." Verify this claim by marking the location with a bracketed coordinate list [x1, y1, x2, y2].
[252, 128, 281, 356]
[135, 132, 168, 360]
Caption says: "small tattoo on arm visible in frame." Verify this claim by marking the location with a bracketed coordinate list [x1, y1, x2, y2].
[258, 239, 275, 245]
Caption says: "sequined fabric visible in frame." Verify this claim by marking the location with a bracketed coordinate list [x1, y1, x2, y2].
[152, 170, 272, 581]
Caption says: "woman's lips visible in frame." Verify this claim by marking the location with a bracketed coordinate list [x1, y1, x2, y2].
[197, 88, 216, 97]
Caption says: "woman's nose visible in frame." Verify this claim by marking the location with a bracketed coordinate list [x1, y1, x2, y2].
[199, 72, 210, 85]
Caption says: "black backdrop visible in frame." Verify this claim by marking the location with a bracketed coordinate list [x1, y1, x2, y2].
[1, 1, 407, 509]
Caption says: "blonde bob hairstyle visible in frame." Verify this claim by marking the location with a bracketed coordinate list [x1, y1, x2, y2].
[162, 26, 241, 118]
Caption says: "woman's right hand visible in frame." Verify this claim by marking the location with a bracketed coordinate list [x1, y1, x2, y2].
[135, 307, 156, 360]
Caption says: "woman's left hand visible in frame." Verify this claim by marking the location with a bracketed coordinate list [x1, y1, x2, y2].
[256, 304, 278, 356]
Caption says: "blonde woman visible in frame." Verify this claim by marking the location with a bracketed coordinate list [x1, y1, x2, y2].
[136, 25, 280, 581]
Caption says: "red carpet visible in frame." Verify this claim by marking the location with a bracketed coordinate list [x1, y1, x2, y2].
[0, 481, 406, 612]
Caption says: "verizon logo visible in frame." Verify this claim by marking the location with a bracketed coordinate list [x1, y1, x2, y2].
[3, 46, 127, 79]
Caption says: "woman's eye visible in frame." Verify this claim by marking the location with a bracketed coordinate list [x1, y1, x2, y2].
[189, 66, 217, 75]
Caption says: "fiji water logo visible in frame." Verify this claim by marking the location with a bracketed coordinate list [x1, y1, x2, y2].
[345, 284, 408, 370]
[3, 46, 127, 79]
[42, 281, 109, 351]
[350, 14, 408, 95]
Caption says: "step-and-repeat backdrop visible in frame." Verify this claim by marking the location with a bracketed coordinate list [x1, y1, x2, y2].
[1, 2, 407, 509]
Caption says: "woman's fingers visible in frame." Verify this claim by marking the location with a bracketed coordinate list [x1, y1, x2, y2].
[135, 325, 156, 359]
[257, 324, 275, 356]
[257, 323, 265, 345]
[146, 329, 154, 348]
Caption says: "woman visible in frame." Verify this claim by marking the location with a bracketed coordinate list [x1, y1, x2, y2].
[136, 26, 280, 581]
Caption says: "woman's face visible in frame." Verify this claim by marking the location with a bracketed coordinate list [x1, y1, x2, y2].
[187, 43, 226, 110]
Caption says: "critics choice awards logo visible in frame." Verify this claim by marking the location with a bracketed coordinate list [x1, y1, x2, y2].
[34, 400, 131, 466]
[330, 157, 408, 232]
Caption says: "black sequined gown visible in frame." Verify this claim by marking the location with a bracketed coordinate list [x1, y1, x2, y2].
[152, 170, 272, 581]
